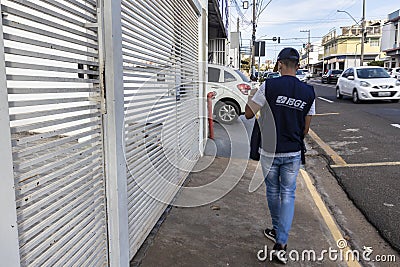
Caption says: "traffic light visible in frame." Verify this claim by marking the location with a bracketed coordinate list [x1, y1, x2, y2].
[272, 37, 280, 43]
[363, 31, 368, 43]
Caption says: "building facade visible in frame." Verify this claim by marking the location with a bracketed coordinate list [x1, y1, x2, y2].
[208, 0, 229, 65]
[300, 41, 324, 75]
[322, 21, 384, 71]
[381, 9, 400, 68]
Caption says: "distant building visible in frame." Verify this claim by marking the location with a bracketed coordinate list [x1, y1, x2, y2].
[381, 9, 400, 68]
[322, 20, 384, 70]
[300, 41, 323, 75]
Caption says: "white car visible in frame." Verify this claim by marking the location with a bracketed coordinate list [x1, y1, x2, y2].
[207, 64, 251, 124]
[336, 66, 400, 103]
[389, 67, 400, 78]
[299, 69, 312, 79]
[296, 69, 307, 83]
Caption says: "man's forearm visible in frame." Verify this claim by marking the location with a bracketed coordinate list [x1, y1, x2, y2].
[304, 115, 312, 135]
[245, 88, 260, 119]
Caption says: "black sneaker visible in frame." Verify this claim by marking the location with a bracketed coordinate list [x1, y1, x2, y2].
[263, 228, 276, 243]
[272, 243, 287, 264]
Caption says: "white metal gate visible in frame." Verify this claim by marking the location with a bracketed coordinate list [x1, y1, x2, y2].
[0, 0, 202, 265]
[120, 0, 200, 257]
[0, 0, 108, 266]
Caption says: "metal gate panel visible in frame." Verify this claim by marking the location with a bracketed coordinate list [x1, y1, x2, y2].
[1, 0, 108, 266]
[121, 0, 200, 256]
[176, 0, 200, 181]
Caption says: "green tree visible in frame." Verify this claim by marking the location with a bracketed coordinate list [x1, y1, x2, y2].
[367, 61, 384, 67]
[241, 57, 250, 71]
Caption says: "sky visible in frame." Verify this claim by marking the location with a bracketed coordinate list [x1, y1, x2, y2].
[231, 0, 400, 61]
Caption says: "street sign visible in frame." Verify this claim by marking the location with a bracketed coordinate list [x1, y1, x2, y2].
[255, 41, 265, 57]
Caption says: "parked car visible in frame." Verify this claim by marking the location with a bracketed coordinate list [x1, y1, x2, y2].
[299, 69, 312, 79]
[207, 64, 251, 124]
[336, 66, 400, 103]
[321, 69, 343, 84]
[262, 71, 271, 78]
[389, 67, 400, 78]
[296, 69, 307, 83]
[265, 72, 280, 79]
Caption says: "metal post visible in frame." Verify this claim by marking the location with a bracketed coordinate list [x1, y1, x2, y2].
[199, 7, 207, 155]
[251, 0, 256, 75]
[101, 0, 130, 266]
[360, 0, 366, 66]
[0, 4, 21, 265]
[307, 30, 311, 71]
[322, 46, 325, 74]
[355, 43, 361, 67]
[300, 30, 311, 70]
[258, 42, 261, 78]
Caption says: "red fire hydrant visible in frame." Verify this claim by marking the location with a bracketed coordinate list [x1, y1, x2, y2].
[207, 92, 215, 139]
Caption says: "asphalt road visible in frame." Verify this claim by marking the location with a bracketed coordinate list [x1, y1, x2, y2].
[308, 78, 400, 251]
[204, 79, 400, 251]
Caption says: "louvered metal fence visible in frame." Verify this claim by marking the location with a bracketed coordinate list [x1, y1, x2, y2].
[0, 0, 203, 266]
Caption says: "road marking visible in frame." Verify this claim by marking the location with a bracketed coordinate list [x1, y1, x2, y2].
[314, 112, 340, 116]
[331, 161, 400, 168]
[308, 129, 347, 166]
[300, 169, 361, 267]
[318, 97, 334, 103]
[391, 123, 400, 129]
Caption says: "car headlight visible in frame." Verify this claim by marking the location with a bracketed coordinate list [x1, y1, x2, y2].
[396, 80, 400, 86]
[360, 81, 371, 87]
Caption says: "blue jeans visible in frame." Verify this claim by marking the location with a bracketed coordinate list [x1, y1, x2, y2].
[260, 154, 301, 245]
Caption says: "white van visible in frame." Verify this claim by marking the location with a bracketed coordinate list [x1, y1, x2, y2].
[207, 64, 251, 124]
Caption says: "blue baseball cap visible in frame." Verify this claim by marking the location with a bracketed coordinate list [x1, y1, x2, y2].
[277, 47, 300, 61]
[273, 47, 300, 71]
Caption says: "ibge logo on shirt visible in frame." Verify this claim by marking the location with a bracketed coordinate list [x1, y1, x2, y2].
[276, 95, 307, 111]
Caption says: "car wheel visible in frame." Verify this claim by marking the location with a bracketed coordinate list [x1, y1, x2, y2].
[352, 90, 360, 104]
[336, 87, 343, 99]
[391, 99, 399, 103]
[214, 101, 238, 124]
[321, 79, 325, 84]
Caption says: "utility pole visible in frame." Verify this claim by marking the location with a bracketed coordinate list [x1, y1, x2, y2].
[251, 0, 256, 75]
[360, 0, 366, 66]
[300, 30, 311, 70]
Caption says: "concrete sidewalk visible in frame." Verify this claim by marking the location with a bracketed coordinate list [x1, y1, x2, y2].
[131, 155, 349, 266]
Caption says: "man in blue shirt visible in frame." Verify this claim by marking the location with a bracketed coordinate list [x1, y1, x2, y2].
[245, 48, 315, 264]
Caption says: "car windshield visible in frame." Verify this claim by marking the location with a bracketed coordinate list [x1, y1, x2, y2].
[356, 68, 391, 79]
[296, 70, 304, 75]
[268, 73, 280, 78]
[234, 69, 250, 82]
[332, 70, 342, 75]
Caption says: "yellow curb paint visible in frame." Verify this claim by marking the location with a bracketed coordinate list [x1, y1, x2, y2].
[300, 169, 361, 267]
[314, 113, 340, 116]
[308, 129, 347, 166]
[331, 162, 400, 168]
